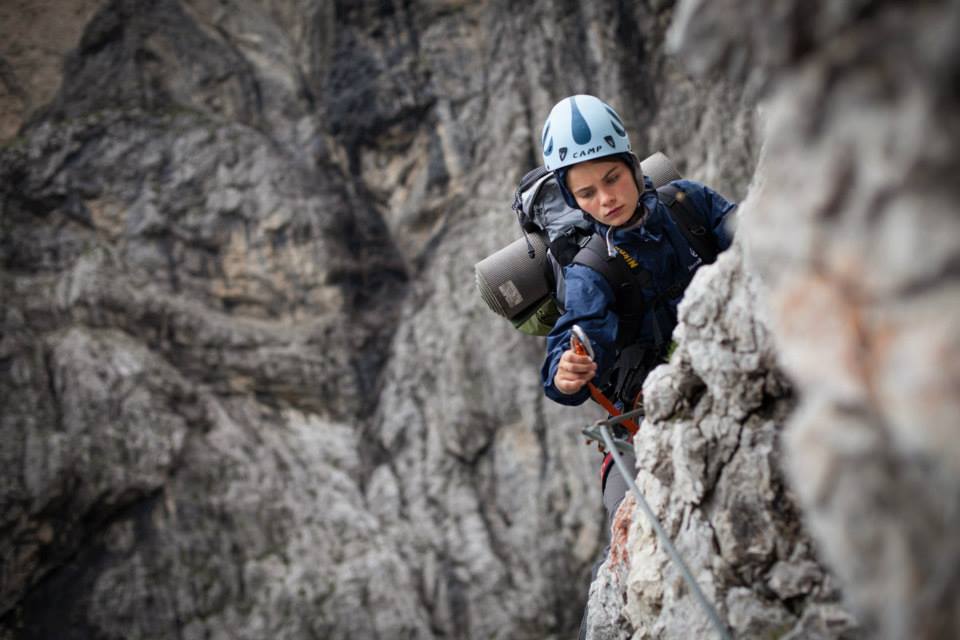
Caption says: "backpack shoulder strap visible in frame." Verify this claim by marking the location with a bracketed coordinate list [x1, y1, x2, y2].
[656, 183, 719, 264]
[572, 234, 653, 289]
[571, 234, 648, 348]
[571, 235, 623, 285]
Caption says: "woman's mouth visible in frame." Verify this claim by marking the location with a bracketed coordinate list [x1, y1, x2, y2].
[606, 206, 622, 219]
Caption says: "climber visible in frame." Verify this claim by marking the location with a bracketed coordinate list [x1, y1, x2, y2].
[536, 95, 735, 636]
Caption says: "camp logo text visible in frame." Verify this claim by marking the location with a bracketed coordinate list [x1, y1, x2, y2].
[572, 145, 603, 160]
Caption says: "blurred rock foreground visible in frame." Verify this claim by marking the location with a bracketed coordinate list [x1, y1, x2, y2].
[1, 1, 957, 639]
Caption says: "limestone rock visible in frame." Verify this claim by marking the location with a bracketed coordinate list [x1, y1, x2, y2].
[584, 245, 857, 640]
[3, 2, 752, 637]
[585, 0, 960, 638]
[3, 0, 956, 639]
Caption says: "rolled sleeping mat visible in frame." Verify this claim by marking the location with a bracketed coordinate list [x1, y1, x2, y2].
[639, 151, 681, 188]
[475, 232, 550, 320]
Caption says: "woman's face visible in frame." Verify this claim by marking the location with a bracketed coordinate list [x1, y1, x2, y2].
[565, 159, 639, 227]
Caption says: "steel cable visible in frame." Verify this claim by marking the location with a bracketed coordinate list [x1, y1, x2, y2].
[598, 422, 733, 640]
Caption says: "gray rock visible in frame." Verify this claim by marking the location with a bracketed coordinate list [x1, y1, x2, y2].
[585, 245, 853, 639]
[585, 0, 960, 638]
[3, 0, 956, 638]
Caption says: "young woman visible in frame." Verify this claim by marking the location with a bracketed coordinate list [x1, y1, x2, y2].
[540, 94, 735, 409]
[538, 95, 735, 637]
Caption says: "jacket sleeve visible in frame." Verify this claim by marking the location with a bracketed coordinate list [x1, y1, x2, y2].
[540, 263, 619, 406]
[673, 179, 737, 251]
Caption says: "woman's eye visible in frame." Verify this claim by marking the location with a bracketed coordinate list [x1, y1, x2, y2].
[605, 173, 620, 184]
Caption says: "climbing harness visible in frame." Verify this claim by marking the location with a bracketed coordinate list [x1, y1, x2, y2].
[594, 415, 734, 640]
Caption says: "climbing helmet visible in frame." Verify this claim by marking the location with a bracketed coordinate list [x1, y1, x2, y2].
[541, 95, 631, 171]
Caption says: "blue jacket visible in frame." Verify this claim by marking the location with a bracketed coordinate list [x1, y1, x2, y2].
[541, 178, 736, 406]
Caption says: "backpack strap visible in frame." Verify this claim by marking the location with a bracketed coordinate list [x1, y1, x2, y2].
[656, 184, 719, 264]
[571, 234, 649, 349]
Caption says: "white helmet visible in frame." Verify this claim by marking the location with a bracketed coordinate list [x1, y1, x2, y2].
[541, 95, 631, 171]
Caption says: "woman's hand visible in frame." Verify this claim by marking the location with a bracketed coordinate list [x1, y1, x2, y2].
[553, 349, 597, 395]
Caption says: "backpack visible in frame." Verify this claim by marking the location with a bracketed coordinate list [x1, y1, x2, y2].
[475, 152, 718, 339]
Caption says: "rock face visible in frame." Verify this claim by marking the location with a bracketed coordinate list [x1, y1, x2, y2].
[583, 244, 859, 639]
[1, 1, 957, 640]
[584, 0, 960, 638]
[742, 1, 960, 636]
[0, 2, 755, 639]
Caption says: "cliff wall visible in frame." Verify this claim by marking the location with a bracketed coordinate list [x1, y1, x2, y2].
[2, 1, 957, 639]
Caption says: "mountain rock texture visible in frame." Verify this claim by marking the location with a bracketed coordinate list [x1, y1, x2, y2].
[583, 244, 859, 639]
[586, 1, 960, 638]
[1, 1, 957, 640]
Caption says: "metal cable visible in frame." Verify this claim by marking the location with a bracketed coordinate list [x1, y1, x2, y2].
[599, 423, 733, 640]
